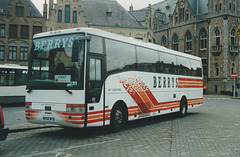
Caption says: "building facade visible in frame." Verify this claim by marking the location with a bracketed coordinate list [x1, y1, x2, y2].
[0, 0, 46, 66]
[132, 0, 240, 94]
[45, 0, 87, 31]
[44, 0, 152, 42]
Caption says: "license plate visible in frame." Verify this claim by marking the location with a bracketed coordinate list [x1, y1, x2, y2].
[43, 117, 56, 122]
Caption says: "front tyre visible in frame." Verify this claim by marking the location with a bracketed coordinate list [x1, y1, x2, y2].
[110, 105, 126, 132]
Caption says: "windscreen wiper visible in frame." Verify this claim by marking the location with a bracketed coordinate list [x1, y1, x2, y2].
[27, 88, 72, 94]
[27, 89, 33, 93]
[65, 89, 72, 95]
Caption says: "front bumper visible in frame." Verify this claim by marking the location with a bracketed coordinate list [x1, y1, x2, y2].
[0, 128, 9, 141]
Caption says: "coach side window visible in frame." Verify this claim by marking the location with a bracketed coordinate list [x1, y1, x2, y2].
[159, 53, 176, 74]
[136, 47, 159, 72]
[106, 39, 136, 74]
[176, 57, 191, 76]
[0, 70, 15, 86]
[15, 70, 27, 85]
[191, 60, 202, 77]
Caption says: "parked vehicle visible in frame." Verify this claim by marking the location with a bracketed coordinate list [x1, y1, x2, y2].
[0, 64, 28, 105]
[0, 105, 9, 141]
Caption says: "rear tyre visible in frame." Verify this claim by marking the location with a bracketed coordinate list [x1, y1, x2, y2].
[110, 104, 127, 133]
[178, 98, 188, 117]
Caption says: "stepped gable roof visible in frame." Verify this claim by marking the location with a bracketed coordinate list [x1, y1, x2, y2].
[79, 0, 144, 29]
[0, 0, 42, 17]
[131, 0, 208, 24]
[141, 0, 178, 24]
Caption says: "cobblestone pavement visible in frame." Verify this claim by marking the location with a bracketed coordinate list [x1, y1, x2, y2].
[1, 97, 240, 157]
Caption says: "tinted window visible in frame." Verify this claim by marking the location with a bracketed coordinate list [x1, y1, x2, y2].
[136, 47, 159, 72]
[176, 57, 191, 76]
[89, 36, 103, 54]
[106, 40, 136, 74]
[191, 60, 202, 77]
[0, 69, 27, 86]
[159, 53, 176, 74]
[15, 70, 27, 85]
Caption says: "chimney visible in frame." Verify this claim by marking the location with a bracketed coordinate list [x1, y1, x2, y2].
[129, 4, 133, 11]
[43, 0, 47, 18]
[49, 0, 53, 14]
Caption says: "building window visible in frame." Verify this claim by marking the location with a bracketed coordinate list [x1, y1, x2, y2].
[175, 13, 178, 23]
[21, 25, 29, 39]
[186, 10, 189, 21]
[230, 29, 236, 46]
[215, 28, 220, 46]
[161, 36, 167, 47]
[73, 11, 77, 23]
[179, 2, 184, 22]
[232, 63, 235, 74]
[20, 47, 28, 60]
[106, 8, 112, 17]
[200, 28, 207, 49]
[185, 31, 192, 52]
[215, 62, 219, 77]
[58, 10, 62, 22]
[33, 26, 42, 36]
[0, 24, 5, 37]
[65, 5, 70, 23]
[0, 45, 4, 60]
[202, 59, 207, 77]
[9, 43, 17, 60]
[9, 25, 18, 38]
[16, 6, 24, 16]
[172, 34, 178, 51]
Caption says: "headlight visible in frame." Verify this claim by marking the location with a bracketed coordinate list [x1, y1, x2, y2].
[25, 102, 32, 109]
[66, 104, 85, 113]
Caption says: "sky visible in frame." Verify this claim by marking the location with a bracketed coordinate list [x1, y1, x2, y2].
[31, 0, 164, 14]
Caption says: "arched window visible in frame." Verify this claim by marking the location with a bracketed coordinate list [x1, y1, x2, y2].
[214, 28, 220, 46]
[172, 34, 178, 51]
[185, 31, 192, 53]
[200, 28, 207, 49]
[215, 62, 219, 77]
[180, 2, 184, 22]
[161, 36, 167, 47]
[230, 28, 236, 46]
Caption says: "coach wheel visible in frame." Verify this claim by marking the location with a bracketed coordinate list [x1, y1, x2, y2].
[110, 104, 127, 132]
[179, 98, 188, 117]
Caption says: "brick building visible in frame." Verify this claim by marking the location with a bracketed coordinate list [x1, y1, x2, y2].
[0, 0, 46, 66]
